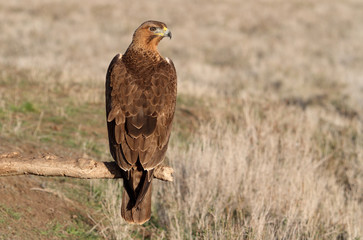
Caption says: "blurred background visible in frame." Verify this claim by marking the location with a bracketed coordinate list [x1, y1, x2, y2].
[0, 0, 362, 239]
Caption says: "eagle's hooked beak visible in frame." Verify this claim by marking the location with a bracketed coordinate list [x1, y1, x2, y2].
[155, 27, 172, 39]
[165, 28, 172, 39]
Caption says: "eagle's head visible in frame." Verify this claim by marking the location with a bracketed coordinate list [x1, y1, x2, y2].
[131, 20, 172, 51]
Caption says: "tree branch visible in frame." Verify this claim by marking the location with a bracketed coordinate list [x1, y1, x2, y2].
[0, 152, 173, 181]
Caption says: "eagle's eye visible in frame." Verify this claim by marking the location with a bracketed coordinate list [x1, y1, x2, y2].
[149, 27, 156, 31]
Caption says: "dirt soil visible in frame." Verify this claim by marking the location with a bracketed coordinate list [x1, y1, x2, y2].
[0, 139, 99, 240]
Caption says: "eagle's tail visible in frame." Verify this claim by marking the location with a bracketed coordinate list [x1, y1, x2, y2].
[121, 168, 153, 224]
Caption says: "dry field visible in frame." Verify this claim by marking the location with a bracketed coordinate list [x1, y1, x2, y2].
[0, 0, 362, 239]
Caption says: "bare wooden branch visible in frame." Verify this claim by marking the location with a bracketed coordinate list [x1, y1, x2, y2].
[0, 152, 173, 181]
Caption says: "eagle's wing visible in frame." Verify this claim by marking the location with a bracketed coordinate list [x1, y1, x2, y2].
[106, 54, 177, 174]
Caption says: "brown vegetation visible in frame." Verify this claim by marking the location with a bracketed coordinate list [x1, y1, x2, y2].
[0, 0, 362, 239]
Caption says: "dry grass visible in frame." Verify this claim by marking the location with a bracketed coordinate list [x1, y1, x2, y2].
[0, 0, 362, 239]
[160, 100, 362, 239]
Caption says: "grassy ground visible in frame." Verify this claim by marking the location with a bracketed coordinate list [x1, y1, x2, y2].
[0, 0, 362, 239]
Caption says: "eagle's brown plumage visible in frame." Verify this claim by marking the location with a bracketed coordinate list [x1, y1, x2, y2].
[105, 20, 177, 224]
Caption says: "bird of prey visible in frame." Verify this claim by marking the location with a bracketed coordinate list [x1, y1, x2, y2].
[105, 20, 177, 224]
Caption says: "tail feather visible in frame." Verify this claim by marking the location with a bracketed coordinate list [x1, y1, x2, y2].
[121, 169, 153, 224]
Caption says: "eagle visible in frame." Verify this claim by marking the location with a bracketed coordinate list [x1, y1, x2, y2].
[105, 20, 177, 224]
